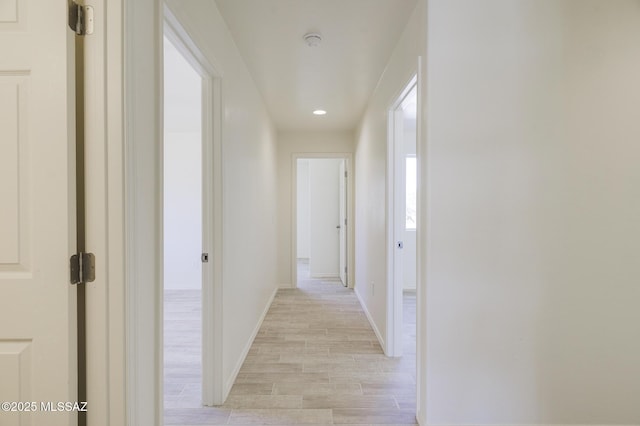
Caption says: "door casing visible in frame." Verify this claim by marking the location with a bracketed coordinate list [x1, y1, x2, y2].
[386, 73, 417, 358]
[291, 153, 355, 289]
[120, 1, 429, 423]
[339, 159, 348, 286]
[123, 2, 225, 424]
[163, 7, 224, 407]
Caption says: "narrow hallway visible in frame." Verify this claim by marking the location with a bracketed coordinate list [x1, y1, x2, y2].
[164, 264, 417, 425]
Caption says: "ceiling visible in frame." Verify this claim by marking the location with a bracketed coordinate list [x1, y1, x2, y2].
[214, 0, 419, 131]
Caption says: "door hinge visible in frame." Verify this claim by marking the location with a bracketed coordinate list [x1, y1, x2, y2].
[345, 171, 348, 178]
[201, 253, 209, 263]
[70, 252, 96, 284]
[68, 1, 94, 35]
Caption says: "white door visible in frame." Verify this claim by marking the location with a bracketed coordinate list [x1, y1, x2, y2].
[338, 160, 347, 286]
[0, 2, 77, 425]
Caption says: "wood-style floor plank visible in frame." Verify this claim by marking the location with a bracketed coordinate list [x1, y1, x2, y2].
[164, 260, 417, 425]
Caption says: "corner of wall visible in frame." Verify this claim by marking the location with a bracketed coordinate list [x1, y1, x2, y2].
[223, 286, 278, 401]
[354, 286, 386, 354]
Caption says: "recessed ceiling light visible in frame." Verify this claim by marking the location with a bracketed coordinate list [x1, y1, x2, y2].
[313, 109, 327, 115]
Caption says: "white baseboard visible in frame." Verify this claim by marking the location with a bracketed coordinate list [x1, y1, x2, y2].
[223, 286, 278, 400]
[354, 287, 385, 351]
[310, 272, 340, 279]
[278, 283, 293, 289]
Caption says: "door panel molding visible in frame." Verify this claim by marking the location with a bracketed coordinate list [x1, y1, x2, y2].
[0, 1, 77, 424]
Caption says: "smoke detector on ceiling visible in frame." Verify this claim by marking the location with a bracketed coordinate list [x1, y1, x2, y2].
[303, 33, 322, 47]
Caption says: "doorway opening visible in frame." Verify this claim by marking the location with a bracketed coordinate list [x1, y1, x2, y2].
[161, 10, 225, 417]
[295, 158, 348, 287]
[387, 76, 417, 363]
[292, 155, 352, 289]
[163, 34, 204, 417]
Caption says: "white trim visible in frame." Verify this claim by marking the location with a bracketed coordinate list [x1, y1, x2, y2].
[354, 288, 385, 350]
[124, 1, 225, 424]
[291, 153, 355, 289]
[105, 0, 127, 422]
[416, 53, 427, 425]
[310, 273, 340, 279]
[125, 0, 163, 425]
[163, 6, 225, 406]
[163, 6, 223, 77]
[223, 287, 278, 399]
[386, 73, 418, 358]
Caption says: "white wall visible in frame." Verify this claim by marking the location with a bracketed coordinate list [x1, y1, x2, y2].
[425, 0, 640, 423]
[276, 130, 354, 287]
[163, 37, 202, 290]
[402, 231, 416, 290]
[165, 0, 279, 397]
[309, 159, 342, 278]
[164, 132, 202, 289]
[403, 104, 417, 291]
[296, 160, 310, 259]
[354, 0, 424, 351]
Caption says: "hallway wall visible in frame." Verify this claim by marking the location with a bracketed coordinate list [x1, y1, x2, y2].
[354, 0, 425, 353]
[165, 0, 279, 397]
[276, 130, 354, 287]
[425, 0, 640, 423]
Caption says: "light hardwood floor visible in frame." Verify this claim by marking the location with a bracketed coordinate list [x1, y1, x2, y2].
[164, 260, 417, 425]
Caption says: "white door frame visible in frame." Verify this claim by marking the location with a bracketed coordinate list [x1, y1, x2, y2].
[386, 73, 418, 358]
[122, 1, 427, 423]
[386, 61, 426, 424]
[291, 153, 355, 289]
[416, 54, 427, 426]
[124, 1, 225, 424]
[163, 7, 224, 407]
[123, 0, 164, 424]
[338, 160, 348, 286]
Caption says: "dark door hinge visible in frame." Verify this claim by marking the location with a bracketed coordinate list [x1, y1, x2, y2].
[68, 1, 94, 35]
[70, 252, 96, 284]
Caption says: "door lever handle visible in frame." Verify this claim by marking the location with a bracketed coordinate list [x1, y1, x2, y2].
[336, 225, 341, 229]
